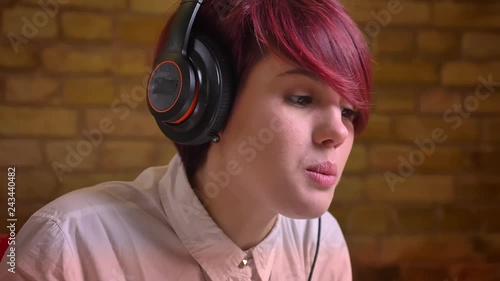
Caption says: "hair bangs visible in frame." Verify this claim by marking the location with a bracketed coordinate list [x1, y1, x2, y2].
[246, 0, 373, 132]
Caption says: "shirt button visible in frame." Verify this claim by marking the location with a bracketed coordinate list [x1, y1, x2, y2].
[238, 258, 249, 268]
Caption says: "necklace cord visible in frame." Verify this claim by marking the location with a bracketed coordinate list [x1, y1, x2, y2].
[307, 216, 321, 281]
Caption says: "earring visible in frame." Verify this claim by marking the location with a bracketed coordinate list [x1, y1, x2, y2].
[211, 134, 221, 143]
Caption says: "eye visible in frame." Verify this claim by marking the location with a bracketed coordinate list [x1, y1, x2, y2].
[287, 95, 313, 107]
[342, 107, 359, 122]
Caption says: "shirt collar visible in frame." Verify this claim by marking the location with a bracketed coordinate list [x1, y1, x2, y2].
[159, 154, 281, 280]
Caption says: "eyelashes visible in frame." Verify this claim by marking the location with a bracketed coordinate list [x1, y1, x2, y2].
[341, 108, 359, 122]
[287, 95, 312, 107]
[286, 94, 359, 122]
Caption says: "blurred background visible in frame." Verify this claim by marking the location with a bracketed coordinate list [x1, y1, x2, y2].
[0, 0, 499, 280]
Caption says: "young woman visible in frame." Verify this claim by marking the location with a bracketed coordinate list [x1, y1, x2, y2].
[1, 0, 372, 280]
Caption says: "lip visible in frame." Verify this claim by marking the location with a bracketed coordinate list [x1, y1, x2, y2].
[305, 161, 338, 188]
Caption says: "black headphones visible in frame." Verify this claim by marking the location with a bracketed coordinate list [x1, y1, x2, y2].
[147, 0, 233, 145]
[147, 1, 321, 279]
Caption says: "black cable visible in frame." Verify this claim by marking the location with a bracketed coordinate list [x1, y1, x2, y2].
[307, 216, 321, 281]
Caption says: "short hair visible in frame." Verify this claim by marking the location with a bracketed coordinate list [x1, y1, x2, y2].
[152, 0, 373, 180]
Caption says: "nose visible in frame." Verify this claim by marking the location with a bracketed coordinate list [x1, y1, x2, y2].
[312, 108, 349, 148]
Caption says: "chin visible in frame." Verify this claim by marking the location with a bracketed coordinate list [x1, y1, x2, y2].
[280, 200, 330, 220]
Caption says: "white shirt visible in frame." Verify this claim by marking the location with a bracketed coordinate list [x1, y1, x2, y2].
[0, 154, 352, 281]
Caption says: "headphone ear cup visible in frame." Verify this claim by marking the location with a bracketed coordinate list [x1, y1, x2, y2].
[192, 33, 234, 142]
[170, 32, 233, 145]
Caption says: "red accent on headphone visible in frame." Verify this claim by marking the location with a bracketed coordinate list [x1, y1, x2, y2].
[170, 79, 199, 124]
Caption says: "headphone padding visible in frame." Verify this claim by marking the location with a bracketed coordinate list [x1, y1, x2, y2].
[192, 33, 234, 142]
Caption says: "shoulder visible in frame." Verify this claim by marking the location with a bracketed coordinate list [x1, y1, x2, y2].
[38, 165, 170, 223]
[0, 165, 174, 280]
[13, 164, 173, 253]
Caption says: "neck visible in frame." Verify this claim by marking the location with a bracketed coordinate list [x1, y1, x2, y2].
[191, 156, 278, 251]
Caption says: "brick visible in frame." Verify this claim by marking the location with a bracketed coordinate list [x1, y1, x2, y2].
[400, 265, 450, 281]
[45, 140, 98, 171]
[375, 144, 463, 175]
[480, 208, 500, 232]
[130, 0, 178, 14]
[157, 141, 178, 165]
[0, 106, 77, 136]
[477, 234, 500, 260]
[2, 7, 58, 39]
[358, 114, 392, 141]
[344, 144, 368, 172]
[433, 3, 500, 28]
[455, 176, 500, 203]
[345, 205, 396, 234]
[343, 2, 388, 23]
[15, 170, 59, 201]
[5, 76, 58, 103]
[0, 45, 36, 69]
[373, 88, 416, 113]
[344, 236, 380, 265]
[99, 141, 156, 169]
[333, 176, 364, 202]
[63, 78, 115, 105]
[434, 206, 483, 233]
[112, 49, 149, 75]
[59, 172, 136, 196]
[379, 235, 475, 264]
[394, 207, 435, 234]
[0, 0, 13, 7]
[374, 60, 438, 84]
[22, 0, 126, 10]
[463, 32, 500, 58]
[484, 118, 500, 142]
[442, 62, 500, 86]
[394, 116, 479, 142]
[85, 109, 165, 138]
[346, 2, 430, 26]
[469, 93, 500, 114]
[418, 146, 462, 173]
[417, 31, 458, 54]
[395, 3, 431, 24]
[375, 30, 413, 54]
[366, 175, 454, 203]
[41, 47, 150, 76]
[42, 45, 112, 73]
[117, 15, 166, 45]
[0, 139, 42, 166]
[370, 144, 412, 171]
[463, 147, 500, 174]
[449, 263, 500, 281]
[61, 12, 112, 40]
[117, 78, 150, 108]
[352, 265, 400, 281]
[419, 88, 462, 113]
[328, 205, 350, 230]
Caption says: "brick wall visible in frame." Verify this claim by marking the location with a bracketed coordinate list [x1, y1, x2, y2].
[0, 0, 499, 280]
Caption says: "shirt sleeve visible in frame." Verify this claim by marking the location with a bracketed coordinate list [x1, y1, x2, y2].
[0, 214, 83, 281]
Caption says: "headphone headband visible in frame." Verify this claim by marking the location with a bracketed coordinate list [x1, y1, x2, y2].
[159, 0, 203, 59]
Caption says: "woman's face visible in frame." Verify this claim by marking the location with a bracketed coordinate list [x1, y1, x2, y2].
[216, 53, 357, 219]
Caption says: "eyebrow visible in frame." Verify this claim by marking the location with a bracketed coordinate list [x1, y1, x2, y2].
[276, 68, 322, 82]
